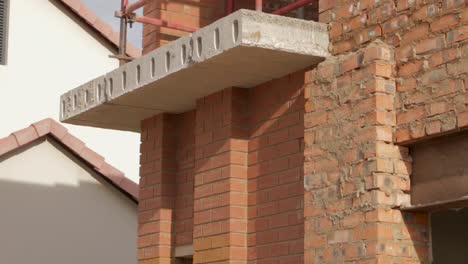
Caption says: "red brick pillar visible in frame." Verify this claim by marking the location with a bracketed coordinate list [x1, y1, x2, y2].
[142, 0, 225, 54]
[193, 88, 249, 263]
[174, 111, 196, 247]
[138, 114, 177, 264]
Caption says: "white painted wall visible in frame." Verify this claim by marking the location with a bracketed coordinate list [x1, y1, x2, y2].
[0, 138, 137, 264]
[0, 0, 140, 182]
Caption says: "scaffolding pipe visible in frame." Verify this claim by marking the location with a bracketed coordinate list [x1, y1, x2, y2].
[271, 0, 313, 15]
[125, 0, 147, 15]
[117, 0, 129, 62]
[133, 16, 198, 32]
[255, 0, 262, 11]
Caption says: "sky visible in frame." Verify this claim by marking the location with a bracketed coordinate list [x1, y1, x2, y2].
[81, 0, 143, 48]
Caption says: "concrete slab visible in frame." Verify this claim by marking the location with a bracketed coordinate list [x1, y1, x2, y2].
[60, 9, 329, 132]
[174, 245, 194, 258]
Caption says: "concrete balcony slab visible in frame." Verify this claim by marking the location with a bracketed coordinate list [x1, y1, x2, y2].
[60, 9, 329, 132]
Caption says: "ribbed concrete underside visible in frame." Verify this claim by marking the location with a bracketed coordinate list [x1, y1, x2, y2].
[60, 10, 329, 132]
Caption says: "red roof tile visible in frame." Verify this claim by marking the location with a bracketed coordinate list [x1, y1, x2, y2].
[58, 0, 141, 59]
[0, 136, 18, 157]
[61, 133, 86, 155]
[13, 126, 39, 146]
[0, 118, 139, 202]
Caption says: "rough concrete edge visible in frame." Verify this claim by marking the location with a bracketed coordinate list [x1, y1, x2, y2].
[239, 9, 329, 57]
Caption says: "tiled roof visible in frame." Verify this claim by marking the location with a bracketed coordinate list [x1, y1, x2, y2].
[58, 0, 141, 59]
[0, 118, 138, 201]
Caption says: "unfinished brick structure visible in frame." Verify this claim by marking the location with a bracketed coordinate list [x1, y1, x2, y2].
[138, 75, 307, 263]
[304, 1, 467, 262]
[60, 0, 468, 263]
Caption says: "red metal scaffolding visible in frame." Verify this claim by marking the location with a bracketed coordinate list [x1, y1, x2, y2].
[115, 0, 314, 62]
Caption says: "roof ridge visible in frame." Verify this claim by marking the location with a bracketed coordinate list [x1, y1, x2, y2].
[0, 118, 138, 201]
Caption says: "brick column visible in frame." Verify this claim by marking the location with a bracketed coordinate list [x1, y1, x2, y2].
[304, 42, 429, 263]
[138, 114, 177, 264]
[193, 88, 249, 263]
[142, 0, 225, 54]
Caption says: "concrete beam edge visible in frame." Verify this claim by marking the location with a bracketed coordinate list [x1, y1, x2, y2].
[60, 9, 329, 128]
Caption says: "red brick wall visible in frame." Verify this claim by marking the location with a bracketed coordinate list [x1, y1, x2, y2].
[138, 112, 196, 264]
[248, 72, 305, 263]
[137, 1, 468, 263]
[142, 0, 225, 54]
[193, 88, 249, 263]
[304, 41, 430, 264]
[321, 0, 468, 143]
[138, 114, 177, 264]
[138, 74, 307, 263]
[301, 0, 468, 263]
[175, 111, 196, 247]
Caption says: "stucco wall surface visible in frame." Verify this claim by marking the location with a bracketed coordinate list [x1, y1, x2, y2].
[0, 138, 137, 264]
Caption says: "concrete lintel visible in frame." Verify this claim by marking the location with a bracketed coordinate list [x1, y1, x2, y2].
[60, 9, 329, 132]
[402, 196, 468, 212]
[174, 244, 194, 258]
